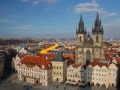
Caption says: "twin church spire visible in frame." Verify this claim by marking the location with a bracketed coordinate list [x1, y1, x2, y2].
[76, 12, 104, 35]
[76, 15, 86, 34]
[92, 12, 104, 35]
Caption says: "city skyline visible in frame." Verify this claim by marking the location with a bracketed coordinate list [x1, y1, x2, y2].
[0, 0, 120, 39]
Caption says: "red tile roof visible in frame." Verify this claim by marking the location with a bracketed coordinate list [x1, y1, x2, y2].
[21, 54, 55, 69]
[72, 64, 81, 68]
[104, 48, 119, 61]
[91, 58, 109, 68]
[104, 54, 113, 61]
[63, 54, 74, 60]
[112, 46, 119, 48]
[116, 58, 120, 64]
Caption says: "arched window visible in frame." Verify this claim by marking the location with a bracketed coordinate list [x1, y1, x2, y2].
[96, 36, 99, 43]
[86, 50, 91, 64]
[80, 36, 81, 42]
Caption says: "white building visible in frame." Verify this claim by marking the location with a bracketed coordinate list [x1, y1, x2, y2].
[86, 59, 118, 88]
[66, 64, 85, 85]
[19, 47, 28, 54]
[13, 55, 21, 71]
[14, 54, 52, 86]
[66, 59, 118, 88]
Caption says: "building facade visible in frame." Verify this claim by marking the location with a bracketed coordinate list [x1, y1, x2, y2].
[85, 60, 118, 88]
[52, 52, 67, 82]
[66, 64, 85, 85]
[75, 13, 104, 65]
[66, 59, 118, 88]
[14, 54, 52, 86]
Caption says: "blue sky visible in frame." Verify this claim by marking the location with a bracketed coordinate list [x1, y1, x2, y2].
[0, 0, 120, 39]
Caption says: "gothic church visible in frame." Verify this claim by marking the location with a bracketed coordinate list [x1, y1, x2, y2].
[75, 13, 104, 65]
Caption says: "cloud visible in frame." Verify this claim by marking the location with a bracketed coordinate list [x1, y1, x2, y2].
[74, 0, 99, 13]
[21, 0, 57, 5]
[102, 12, 117, 17]
[74, 0, 116, 17]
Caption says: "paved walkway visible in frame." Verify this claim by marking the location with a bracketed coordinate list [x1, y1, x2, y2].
[0, 74, 117, 90]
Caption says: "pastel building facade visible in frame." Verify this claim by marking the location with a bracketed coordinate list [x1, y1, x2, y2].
[66, 64, 85, 85]
[86, 60, 118, 88]
[51, 52, 67, 82]
[14, 54, 52, 86]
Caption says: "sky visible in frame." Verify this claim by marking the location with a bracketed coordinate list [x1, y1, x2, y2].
[0, 0, 120, 39]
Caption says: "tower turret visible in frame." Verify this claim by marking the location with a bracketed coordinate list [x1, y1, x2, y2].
[92, 12, 104, 35]
[76, 14, 86, 46]
[76, 15, 86, 34]
[92, 12, 104, 59]
[92, 12, 104, 46]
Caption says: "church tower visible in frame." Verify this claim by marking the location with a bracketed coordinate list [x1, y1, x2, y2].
[92, 12, 104, 46]
[75, 15, 86, 64]
[92, 12, 104, 59]
[76, 15, 86, 46]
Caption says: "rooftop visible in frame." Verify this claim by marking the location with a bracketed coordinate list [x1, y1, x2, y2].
[53, 52, 66, 62]
[20, 53, 56, 69]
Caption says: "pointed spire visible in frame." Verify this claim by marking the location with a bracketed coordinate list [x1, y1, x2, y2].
[76, 14, 86, 34]
[92, 26, 94, 33]
[76, 26, 78, 34]
[79, 14, 84, 27]
[92, 12, 104, 35]
[96, 12, 99, 20]
[101, 25, 104, 34]
[95, 12, 101, 26]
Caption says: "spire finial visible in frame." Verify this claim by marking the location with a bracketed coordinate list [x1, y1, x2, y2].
[80, 14, 83, 22]
[79, 14, 84, 27]
[96, 11, 99, 21]
[77, 13, 86, 34]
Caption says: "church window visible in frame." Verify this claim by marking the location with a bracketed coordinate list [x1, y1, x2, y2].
[80, 36, 81, 42]
[60, 67, 61, 69]
[79, 51, 81, 54]
[96, 36, 99, 43]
